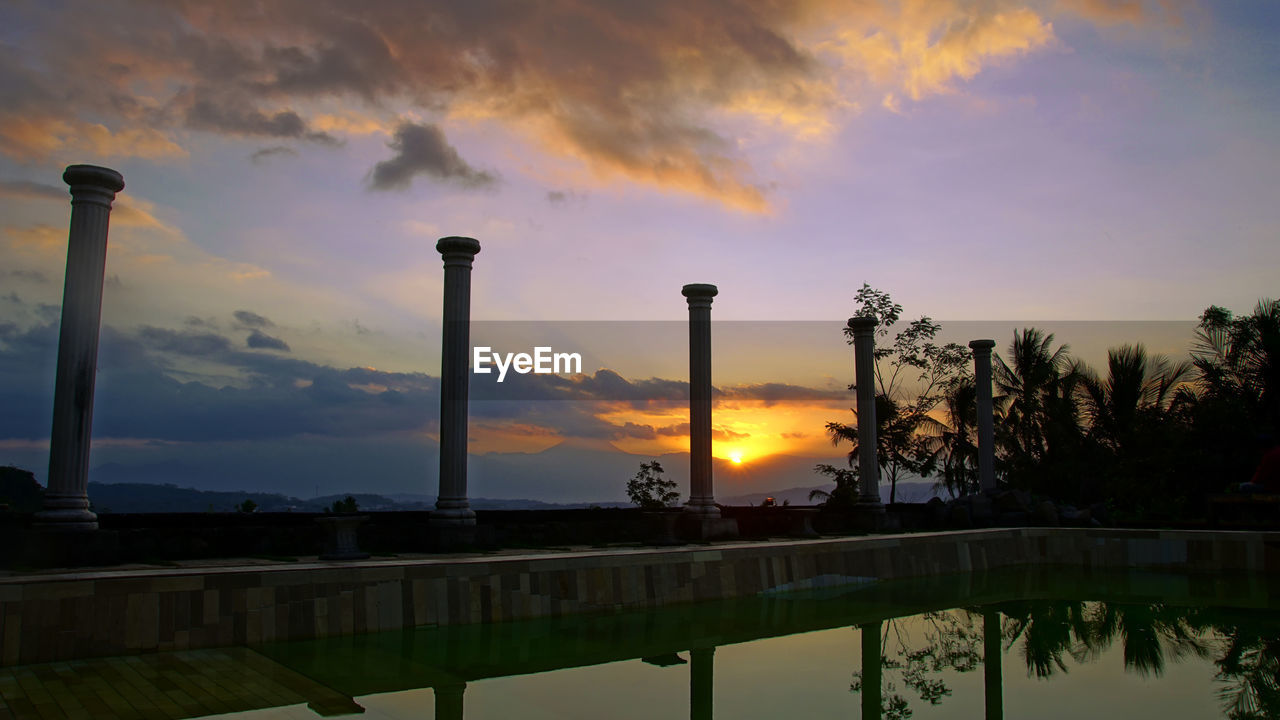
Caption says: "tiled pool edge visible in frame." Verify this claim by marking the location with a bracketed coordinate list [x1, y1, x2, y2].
[3, 527, 1278, 666]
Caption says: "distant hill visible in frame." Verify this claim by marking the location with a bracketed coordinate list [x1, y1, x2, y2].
[87, 483, 309, 513]
[721, 484, 833, 507]
[83, 483, 631, 513]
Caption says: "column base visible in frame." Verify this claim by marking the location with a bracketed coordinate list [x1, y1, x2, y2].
[679, 515, 739, 542]
[684, 499, 721, 518]
[852, 503, 889, 532]
[33, 508, 99, 531]
[430, 506, 476, 527]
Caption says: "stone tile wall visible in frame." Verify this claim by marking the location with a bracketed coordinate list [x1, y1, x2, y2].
[2, 528, 1278, 666]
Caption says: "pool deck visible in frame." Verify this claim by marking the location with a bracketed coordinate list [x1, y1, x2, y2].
[2, 527, 1279, 667]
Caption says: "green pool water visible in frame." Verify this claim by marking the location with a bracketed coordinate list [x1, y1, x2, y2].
[3, 566, 1278, 719]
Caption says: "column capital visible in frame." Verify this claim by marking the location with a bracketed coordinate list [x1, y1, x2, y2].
[437, 236, 481, 266]
[63, 164, 124, 207]
[682, 283, 718, 309]
[847, 316, 877, 336]
[968, 338, 996, 352]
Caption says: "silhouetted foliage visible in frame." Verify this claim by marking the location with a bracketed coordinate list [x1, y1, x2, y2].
[819, 295, 1278, 522]
[328, 496, 359, 513]
[236, 498, 258, 513]
[825, 285, 970, 504]
[809, 463, 859, 507]
[626, 460, 679, 510]
[0, 465, 43, 513]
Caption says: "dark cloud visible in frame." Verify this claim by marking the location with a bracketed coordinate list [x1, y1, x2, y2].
[0, 313, 442, 442]
[368, 122, 497, 191]
[249, 145, 298, 163]
[718, 382, 848, 406]
[185, 95, 339, 145]
[233, 310, 272, 328]
[0, 1, 1104, 207]
[137, 326, 233, 357]
[656, 423, 690, 437]
[246, 329, 290, 352]
[0, 305, 844, 452]
[0, 180, 64, 201]
[0, 269, 48, 283]
[546, 189, 588, 206]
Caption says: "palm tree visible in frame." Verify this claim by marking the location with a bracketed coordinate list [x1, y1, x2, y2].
[919, 377, 1008, 499]
[1192, 299, 1280, 428]
[994, 329, 1077, 464]
[825, 394, 937, 504]
[1081, 344, 1193, 452]
[1213, 615, 1280, 719]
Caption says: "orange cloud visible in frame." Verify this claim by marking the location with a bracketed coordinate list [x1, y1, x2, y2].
[1, 0, 1142, 207]
[825, 1, 1056, 102]
[0, 117, 186, 163]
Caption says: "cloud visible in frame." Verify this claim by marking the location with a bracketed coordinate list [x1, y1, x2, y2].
[0, 269, 48, 284]
[718, 382, 849, 406]
[185, 96, 339, 145]
[137, 326, 233, 357]
[0, 180, 65, 201]
[249, 145, 299, 163]
[0, 180, 178, 236]
[233, 310, 273, 328]
[246, 329, 290, 352]
[0, 0, 1126, 208]
[547, 189, 587, 205]
[826, 2, 1056, 102]
[367, 122, 497, 191]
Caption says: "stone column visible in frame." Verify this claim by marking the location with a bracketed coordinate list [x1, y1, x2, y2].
[860, 621, 882, 720]
[36, 165, 125, 531]
[690, 647, 714, 720]
[683, 284, 719, 518]
[848, 317, 882, 510]
[984, 609, 1003, 720]
[432, 237, 480, 526]
[969, 339, 997, 493]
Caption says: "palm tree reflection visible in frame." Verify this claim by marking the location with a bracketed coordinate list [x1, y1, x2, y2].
[849, 601, 1279, 720]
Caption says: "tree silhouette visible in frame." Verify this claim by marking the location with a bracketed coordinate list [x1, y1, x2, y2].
[825, 285, 969, 503]
[626, 460, 679, 510]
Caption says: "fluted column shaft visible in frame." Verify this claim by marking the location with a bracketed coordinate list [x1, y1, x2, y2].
[683, 284, 718, 517]
[37, 165, 125, 531]
[848, 317, 882, 509]
[970, 339, 997, 492]
[690, 647, 714, 720]
[433, 237, 480, 526]
[861, 620, 882, 720]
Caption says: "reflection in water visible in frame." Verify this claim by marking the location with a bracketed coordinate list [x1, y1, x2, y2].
[985, 610, 1003, 720]
[435, 679, 466, 720]
[859, 621, 882, 720]
[1, 568, 1278, 719]
[689, 648, 714, 720]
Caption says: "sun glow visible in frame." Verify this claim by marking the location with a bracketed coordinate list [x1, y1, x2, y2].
[729, 450, 744, 464]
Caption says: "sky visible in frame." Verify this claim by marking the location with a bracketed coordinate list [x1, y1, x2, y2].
[0, 0, 1276, 502]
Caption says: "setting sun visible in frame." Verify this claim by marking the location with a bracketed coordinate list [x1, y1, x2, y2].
[729, 450, 744, 464]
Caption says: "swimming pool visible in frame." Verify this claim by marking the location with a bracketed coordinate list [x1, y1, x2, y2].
[3, 565, 1276, 718]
